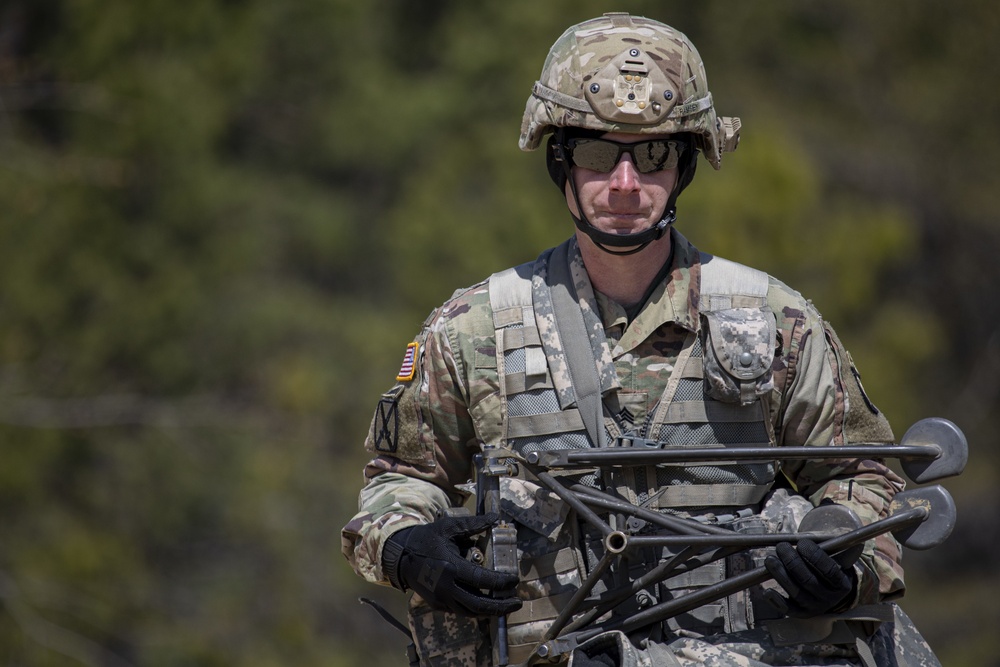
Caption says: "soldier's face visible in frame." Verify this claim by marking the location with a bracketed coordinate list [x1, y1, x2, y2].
[565, 131, 679, 238]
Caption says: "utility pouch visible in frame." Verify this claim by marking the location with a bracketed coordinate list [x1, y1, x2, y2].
[702, 307, 776, 405]
[498, 477, 586, 666]
[725, 513, 787, 632]
[724, 489, 815, 631]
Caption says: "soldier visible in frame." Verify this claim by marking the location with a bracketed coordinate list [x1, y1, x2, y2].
[343, 12, 932, 667]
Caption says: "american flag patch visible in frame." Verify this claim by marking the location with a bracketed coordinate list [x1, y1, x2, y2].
[396, 342, 419, 381]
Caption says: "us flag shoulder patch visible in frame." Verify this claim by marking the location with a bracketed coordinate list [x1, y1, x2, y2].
[396, 342, 419, 382]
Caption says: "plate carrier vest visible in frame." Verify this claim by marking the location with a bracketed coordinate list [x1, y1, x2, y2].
[477, 241, 779, 664]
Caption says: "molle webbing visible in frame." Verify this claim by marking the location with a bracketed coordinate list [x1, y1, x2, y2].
[637, 254, 776, 510]
[488, 262, 592, 454]
[506, 547, 580, 626]
[485, 245, 783, 642]
[640, 336, 775, 510]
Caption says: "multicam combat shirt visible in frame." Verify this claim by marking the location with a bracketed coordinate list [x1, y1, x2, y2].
[342, 229, 906, 612]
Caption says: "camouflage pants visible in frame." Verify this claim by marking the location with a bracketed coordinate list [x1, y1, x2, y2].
[407, 600, 939, 667]
[569, 628, 861, 667]
[566, 604, 941, 667]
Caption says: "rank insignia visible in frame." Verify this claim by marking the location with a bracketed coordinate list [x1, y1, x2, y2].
[615, 406, 635, 430]
[396, 342, 419, 382]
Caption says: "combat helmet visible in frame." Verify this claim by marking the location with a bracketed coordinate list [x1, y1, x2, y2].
[520, 12, 741, 254]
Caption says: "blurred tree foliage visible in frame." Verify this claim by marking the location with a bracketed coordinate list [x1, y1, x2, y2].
[0, 0, 996, 665]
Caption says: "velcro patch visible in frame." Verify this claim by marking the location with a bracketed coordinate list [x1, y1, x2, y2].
[372, 390, 401, 453]
[396, 342, 419, 382]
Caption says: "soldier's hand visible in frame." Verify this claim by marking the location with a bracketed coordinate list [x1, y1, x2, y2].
[764, 539, 858, 617]
[384, 513, 522, 617]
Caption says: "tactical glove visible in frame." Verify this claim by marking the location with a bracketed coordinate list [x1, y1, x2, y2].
[382, 513, 522, 617]
[764, 538, 858, 617]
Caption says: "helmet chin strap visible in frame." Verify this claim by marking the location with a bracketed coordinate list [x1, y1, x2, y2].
[557, 140, 679, 256]
[569, 207, 675, 256]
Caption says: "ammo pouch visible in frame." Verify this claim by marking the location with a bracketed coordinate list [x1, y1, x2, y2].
[500, 477, 586, 666]
[701, 307, 776, 406]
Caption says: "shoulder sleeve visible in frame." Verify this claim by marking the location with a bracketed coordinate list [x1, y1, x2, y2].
[341, 283, 497, 583]
[768, 279, 906, 604]
[767, 277, 894, 448]
[341, 472, 452, 585]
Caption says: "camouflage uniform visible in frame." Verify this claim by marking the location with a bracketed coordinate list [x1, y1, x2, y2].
[342, 230, 909, 666]
[342, 11, 932, 667]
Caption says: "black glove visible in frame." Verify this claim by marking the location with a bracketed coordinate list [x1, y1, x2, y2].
[764, 539, 858, 617]
[383, 513, 522, 617]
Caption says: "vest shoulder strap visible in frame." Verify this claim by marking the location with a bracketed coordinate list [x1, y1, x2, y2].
[488, 262, 534, 321]
[698, 251, 770, 311]
[547, 243, 606, 448]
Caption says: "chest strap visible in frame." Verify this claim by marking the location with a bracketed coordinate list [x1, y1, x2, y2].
[547, 242, 606, 448]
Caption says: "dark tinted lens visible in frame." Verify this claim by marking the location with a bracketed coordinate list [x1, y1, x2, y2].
[568, 139, 681, 173]
[569, 140, 621, 172]
[632, 140, 677, 173]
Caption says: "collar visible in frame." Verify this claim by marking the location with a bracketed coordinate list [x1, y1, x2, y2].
[596, 227, 702, 357]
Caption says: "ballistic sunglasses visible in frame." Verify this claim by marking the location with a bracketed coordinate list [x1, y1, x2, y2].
[565, 137, 686, 174]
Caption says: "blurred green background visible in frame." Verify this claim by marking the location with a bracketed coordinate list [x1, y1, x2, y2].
[1, 0, 996, 664]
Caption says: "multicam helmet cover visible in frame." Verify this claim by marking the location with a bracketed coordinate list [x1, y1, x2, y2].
[519, 12, 740, 169]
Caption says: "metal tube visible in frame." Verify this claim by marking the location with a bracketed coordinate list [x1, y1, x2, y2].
[542, 547, 617, 641]
[569, 484, 734, 536]
[626, 532, 839, 549]
[570, 507, 929, 644]
[528, 443, 940, 469]
[533, 470, 614, 538]
[559, 544, 702, 635]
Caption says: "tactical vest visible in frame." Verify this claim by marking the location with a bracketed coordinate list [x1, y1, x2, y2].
[485, 242, 780, 664]
[404, 242, 786, 667]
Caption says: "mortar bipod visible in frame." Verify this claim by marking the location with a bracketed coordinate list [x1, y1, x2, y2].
[528, 485, 957, 662]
